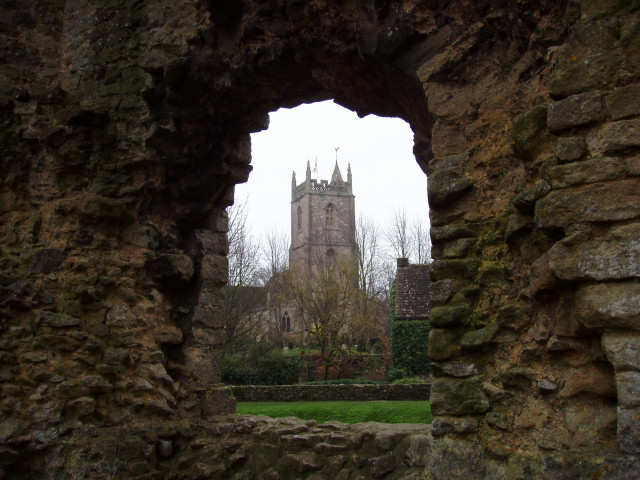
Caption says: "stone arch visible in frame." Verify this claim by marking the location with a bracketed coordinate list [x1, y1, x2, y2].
[3, 0, 639, 477]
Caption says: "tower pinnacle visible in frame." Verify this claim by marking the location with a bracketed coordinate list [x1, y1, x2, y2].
[292, 170, 296, 196]
[331, 160, 344, 185]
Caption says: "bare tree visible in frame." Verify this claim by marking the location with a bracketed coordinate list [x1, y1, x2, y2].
[377, 257, 397, 303]
[353, 215, 383, 349]
[221, 285, 267, 354]
[257, 228, 291, 345]
[386, 208, 412, 260]
[227, 198, 261, 287]
[288, 258, 359, 379]
[223, 198, 264, 353]
[411, 218, 432, 264]
[355, 214, 380, 296]
[259, 228, 289, 284]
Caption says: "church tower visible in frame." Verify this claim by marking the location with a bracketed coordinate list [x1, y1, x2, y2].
[289, 160, 356, 277]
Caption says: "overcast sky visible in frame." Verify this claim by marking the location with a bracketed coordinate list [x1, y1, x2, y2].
[236, 100, 429, 246]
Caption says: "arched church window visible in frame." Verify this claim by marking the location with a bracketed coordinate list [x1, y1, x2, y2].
[297, 206, 302, 231]
[325, 203, 335, 227]
[281, 312, 291, 332]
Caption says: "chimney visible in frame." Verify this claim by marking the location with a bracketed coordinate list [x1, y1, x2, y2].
[397, 257, 409, 268]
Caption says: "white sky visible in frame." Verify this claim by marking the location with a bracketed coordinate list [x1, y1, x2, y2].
[236, 100, 429, 245]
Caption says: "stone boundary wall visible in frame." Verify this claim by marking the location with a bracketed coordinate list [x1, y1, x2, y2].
[231, 383, 431, 402]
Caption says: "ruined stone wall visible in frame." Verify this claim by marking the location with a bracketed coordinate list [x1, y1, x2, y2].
[1, 0, 639, 478]
[54, 415, 432, 479]
[423, 1, 640, 475]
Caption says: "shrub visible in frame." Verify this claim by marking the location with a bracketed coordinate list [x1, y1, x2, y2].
[221, 351, 300, 385]
[387, 367, 407, 382]
[255, 353, 300, 385]
[391, 320, 430, 376]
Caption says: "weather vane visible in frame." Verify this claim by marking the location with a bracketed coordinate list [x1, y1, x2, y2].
[334, 146, 340, 162]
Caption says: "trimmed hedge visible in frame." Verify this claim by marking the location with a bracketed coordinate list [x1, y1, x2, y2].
[222, 355, 300, 385]
[231, 383, 431, 402]
[391, 320, 430, 376]
[303, 378, 386, 385]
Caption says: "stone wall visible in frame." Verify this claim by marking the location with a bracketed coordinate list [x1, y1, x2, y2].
[231, 383, 431, 402]
[1, 0, 639, 478]
[52, 416, 432, 479]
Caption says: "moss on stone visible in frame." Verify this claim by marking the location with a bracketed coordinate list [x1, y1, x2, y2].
[476, 262, 508, 286]
[496, 303, 529, 330]
[430, 259, 480, 282]
[428, 329, 461, 361]
[443, 238, 476, 258]
[430, 305, 472, 328]
[428, 168, 473, 207]
[80, 195, 137, 221]
[430, 378, 490, 416]
[460, 323, 499, 348]
[498, 368, 537, 391]
[511, 105, 548, 160]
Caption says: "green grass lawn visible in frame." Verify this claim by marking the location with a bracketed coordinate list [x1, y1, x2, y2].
[237, 400, 431, 424]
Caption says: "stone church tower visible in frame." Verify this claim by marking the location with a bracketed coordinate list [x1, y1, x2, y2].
[289, 160, 356, 277]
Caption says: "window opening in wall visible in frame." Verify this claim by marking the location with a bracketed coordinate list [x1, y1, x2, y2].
[222, 100, 431, 424]
[325, 203, 335, 227]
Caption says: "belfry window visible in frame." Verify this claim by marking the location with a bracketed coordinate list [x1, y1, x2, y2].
[326, 248, 335, 265]
[297, 205, 302, 231]
[325, 203, 335, 227]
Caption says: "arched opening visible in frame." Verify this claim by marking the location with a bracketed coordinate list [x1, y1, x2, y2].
[225, 99, 431, 380]
[281, 311, 291, 333]
[147, 62, 434, 408]
[141, 0, 521, 442]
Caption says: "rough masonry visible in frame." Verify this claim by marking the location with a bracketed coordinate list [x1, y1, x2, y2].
[1, 0, 639, 478]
